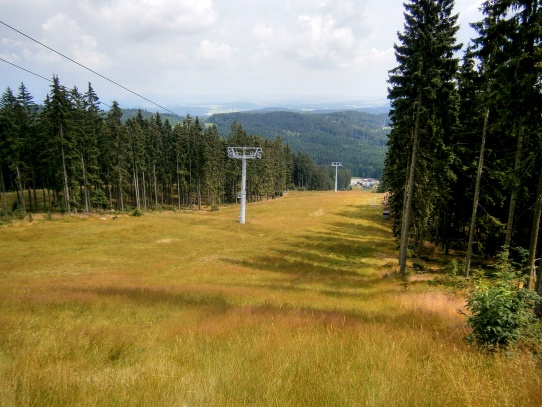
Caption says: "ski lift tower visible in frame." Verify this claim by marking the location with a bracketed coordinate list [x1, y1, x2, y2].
[331, 162, 342, 192]
[228, 147, 263, 224]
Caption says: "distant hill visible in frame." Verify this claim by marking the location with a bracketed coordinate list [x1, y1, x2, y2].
[207, 110, 390, 179]
[120, 108, 184, 125]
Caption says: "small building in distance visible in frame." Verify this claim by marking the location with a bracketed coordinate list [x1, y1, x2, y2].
[351, 177, 380, 189]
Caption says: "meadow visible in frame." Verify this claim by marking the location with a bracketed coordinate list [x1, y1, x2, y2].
[0, 190, 540, 406]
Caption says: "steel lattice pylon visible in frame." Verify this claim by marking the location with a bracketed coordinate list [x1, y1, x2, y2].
[227, 147, 263, 224]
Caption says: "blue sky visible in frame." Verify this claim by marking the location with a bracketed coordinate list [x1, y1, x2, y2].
[1, 0, 484, 108]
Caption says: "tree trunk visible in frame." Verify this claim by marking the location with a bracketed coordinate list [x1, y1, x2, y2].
[504, 125, 524, 249]
[42, 187, 46, 210]
[142, 171, 147, 211]
[176, 157, 181, 210]
[133, 168, 140, 210]
[399, 87, 422, 277]
[15, 164, 26, 214]
[32, 169, 38, 212]
[197, 178, 202, 210]
[398, 129, 414, 238]
[465, 108, 489, 277]
[153, 163, 158, 208]
[0, 169, 7, 211]
[80, 153, 90, 213]
[27, 186, 32, 212]
[106, 169, 113, 210]
[60, 125, 71, 215]
[528, 167, 542, 290]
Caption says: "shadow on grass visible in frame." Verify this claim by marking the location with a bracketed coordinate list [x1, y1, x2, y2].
[80, 285, 231, 310]
[222, 201, 396, 294]
[75, 283, 446, 332]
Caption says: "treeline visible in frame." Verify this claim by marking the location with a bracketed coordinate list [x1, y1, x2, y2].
[383, 1, 541, 288]
[0, 77, 351, 215]
[208, 110, 389, 179]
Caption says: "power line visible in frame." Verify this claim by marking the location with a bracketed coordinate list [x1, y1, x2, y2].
[0, 57, 111, 108]
[0, 19, 180, 116]
[0, 57, 52, 82]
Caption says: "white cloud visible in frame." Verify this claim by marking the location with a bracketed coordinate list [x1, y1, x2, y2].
[38, 13, 109, 69]
[82, 0, 218, 41]
[0, 0, 485, 104]
[249, 3, 392, 72]
[195, 40, 236, 68]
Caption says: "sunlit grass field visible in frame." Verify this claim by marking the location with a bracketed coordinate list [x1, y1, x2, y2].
[0, 190, 540, 406]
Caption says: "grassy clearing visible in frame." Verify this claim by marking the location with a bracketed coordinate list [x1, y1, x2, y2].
[0, 190, 540, 406]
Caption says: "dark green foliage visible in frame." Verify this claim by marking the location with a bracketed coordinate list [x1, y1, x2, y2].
[0, 209, 12, 224]
[385, 0, 461, 274]
[382, 0, 542, 283]
[208, 110, 389, 179]
[467, 282, 539, 349]
[466, 251, 540, 349]
[121, 108, 183, 126]
[91, 189, 109, 211]
[1, 78, 340, 216]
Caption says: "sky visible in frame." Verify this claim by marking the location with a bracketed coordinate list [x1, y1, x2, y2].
[1, 0, 484, 109]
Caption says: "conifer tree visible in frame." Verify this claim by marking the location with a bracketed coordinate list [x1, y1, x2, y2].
[41, 76, 75, 214]
[0, 87, 26, 213]
[103, 101, 130, 211]
[472, 1, 542, 255]
[386, 0, 461, 276]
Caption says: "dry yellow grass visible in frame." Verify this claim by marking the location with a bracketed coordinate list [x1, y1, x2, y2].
[0, 190, 540, 406]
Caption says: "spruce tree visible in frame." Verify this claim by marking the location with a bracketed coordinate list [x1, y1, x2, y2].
[41, 76, 75, 214]
[472, 1, 542, 255]
[386, 0, 461, 276]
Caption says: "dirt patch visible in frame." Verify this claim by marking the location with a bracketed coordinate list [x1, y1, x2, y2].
[309, 209, 324, 217]
[156, 238, 179, 244]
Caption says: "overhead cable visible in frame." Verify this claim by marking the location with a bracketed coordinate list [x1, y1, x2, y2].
[0, 20, 179, 116]
[0, 57, 111, 108]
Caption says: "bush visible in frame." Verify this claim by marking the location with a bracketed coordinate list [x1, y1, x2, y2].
[13, 208, 25, 219]
[466, 281, 539, 349]
[445, 259, 463, 277]
[0, 209, 12, 225]
[131, 208, 143, 217]
[465, 250, 540, 350]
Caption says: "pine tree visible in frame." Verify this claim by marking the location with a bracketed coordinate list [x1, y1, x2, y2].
[41, 76, 75, 214]
[0, 87, 26, 213]
[472, 1, 542, 254]
[386, 0, 461, 276]
[81, 83, 103, 212]
[103, 101, 130, 211]
[16, 83, 40, 212]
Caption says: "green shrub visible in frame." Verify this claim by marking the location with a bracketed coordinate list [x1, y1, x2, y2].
[13, 208, 25, 219]
[0, 209, 12, 225]
[465, 250, 540, 350]
[445, 259, 463, 277]
[92, 189, 109, 210]
[131, 208, 143, 217]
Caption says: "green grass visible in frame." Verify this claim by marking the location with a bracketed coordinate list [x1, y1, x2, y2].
[0, 190, 540, 406]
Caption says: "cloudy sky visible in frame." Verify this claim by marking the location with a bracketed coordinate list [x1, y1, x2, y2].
[1, 0, 484, 108]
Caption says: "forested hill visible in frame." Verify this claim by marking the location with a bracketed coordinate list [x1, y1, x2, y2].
[207, 110, 390, 179]
[121, 108, 183, 126]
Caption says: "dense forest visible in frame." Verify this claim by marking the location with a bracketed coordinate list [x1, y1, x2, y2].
[0, 78, 353, 218]
[208, 110, 389, 179]
[383, 0, 541, 294]
[121, 108, 183, 126]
